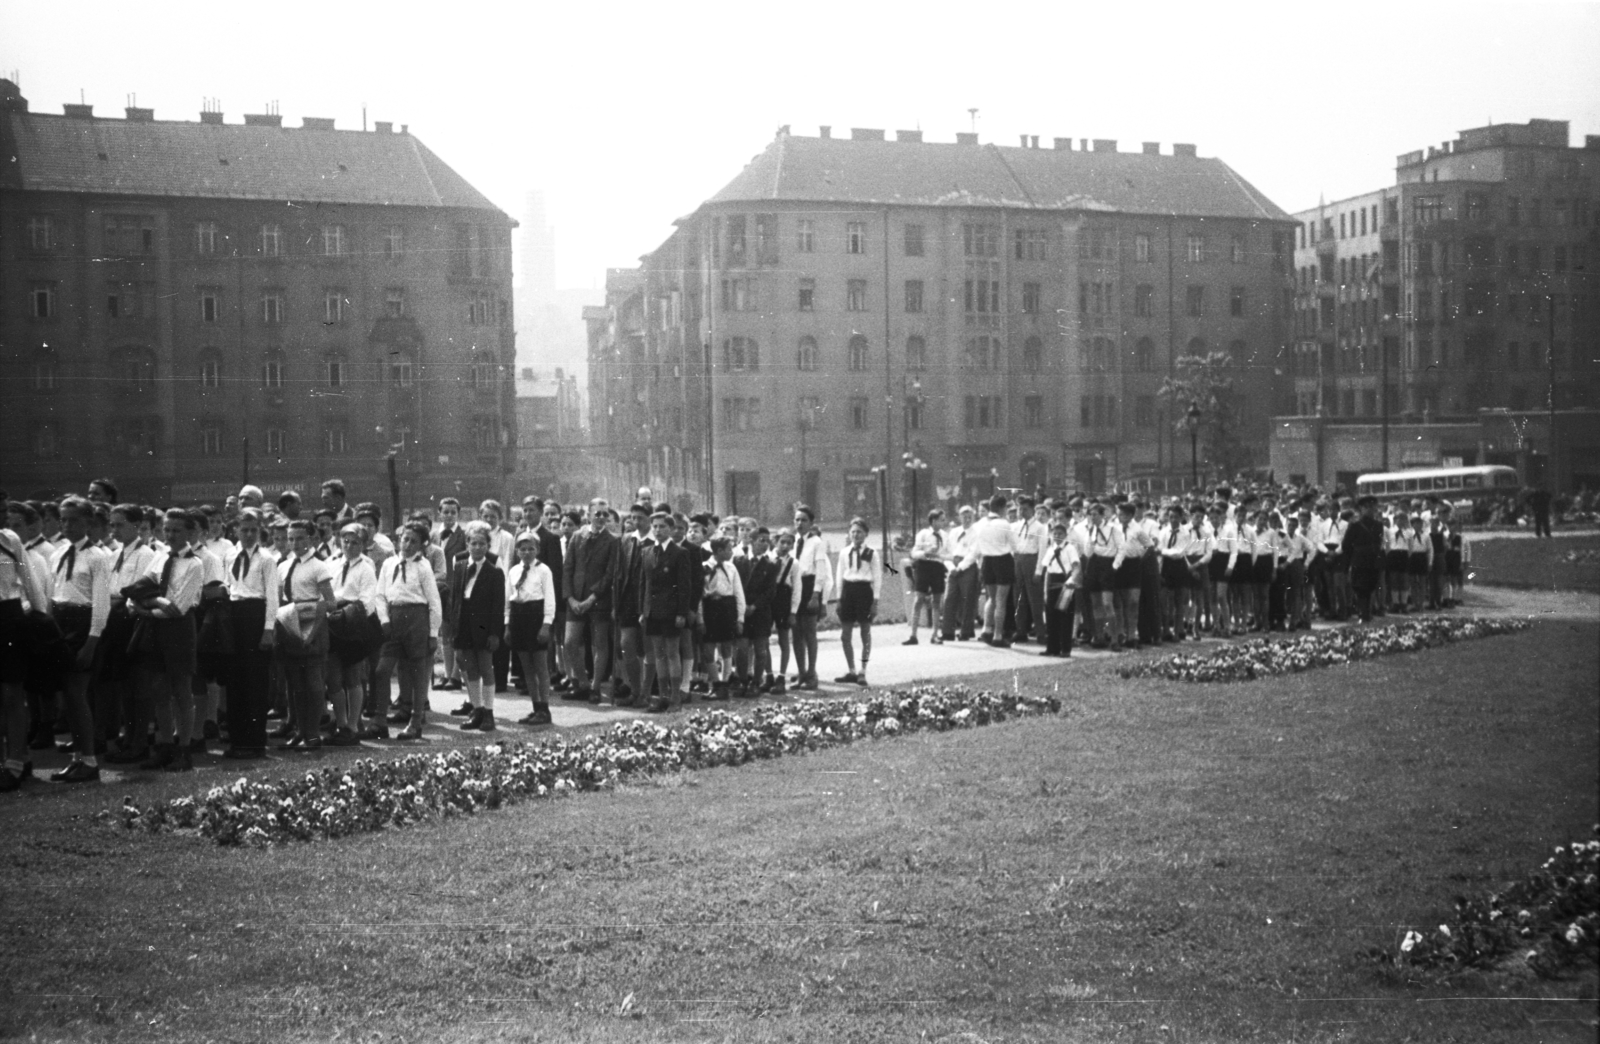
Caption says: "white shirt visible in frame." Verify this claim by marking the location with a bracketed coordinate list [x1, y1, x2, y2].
[964, 514, 1021, 568]
[834, 542, 883, 600]
[225, 542, 281, 636]
[1013, 516, 1052, 558]
[505, 558, 557, 626]
[947, 522, 979, 572]
[768, 553, 805, 617]
[0, 528, 49, 610]
[50, 537, 112, 637]
[280, 550, 332, 603]
[703, 558, 747, 620]
[1037, 540, 1081, 581]
[793, 529, 834, 600]
[912, 526, 949, 563]
[1084, 518, 1124, 560]
[143, 547, 206, 617]
[331, 554, 379, 614]
[375, 554, 443, 638]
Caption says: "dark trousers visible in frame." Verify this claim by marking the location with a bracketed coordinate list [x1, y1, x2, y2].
[1044, 580, 1074, 656]
[1013, 554, 1040, 640]
[226, 599, 270, 750]
[940, 568, 979, 639]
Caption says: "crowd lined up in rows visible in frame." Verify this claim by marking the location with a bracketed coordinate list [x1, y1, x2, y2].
[0, 474, 1474, 791]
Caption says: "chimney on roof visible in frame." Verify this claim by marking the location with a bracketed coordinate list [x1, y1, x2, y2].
[0, 79, 26, 113]
[374, 120, 392, 134]
[1142, 142, 1160, 155]
[956, 132, 979, 145]
[1031, 135, 1039, 149]
[850, 127, 884, 140]
[819, 125, 831, 138]
[1080, 138, 1088, 151]
[1093, 139, 1117, 152]
[124, 106, 153, 121]
[1172, 143, 1197, 157]
[244, 112, 283, 127]
[64, 102, 94, 118]
[1588, 135, 1600, 150]
[301, 116, 335, 130]
[1053, 137, 1072, 150]
[399, 124, 408, 134]
[200, 110, 223, 124]
[895, 129, 921, 142]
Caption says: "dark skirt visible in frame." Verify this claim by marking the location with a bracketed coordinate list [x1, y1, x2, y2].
[980, 554, 1016, 587]
[148, 611, 198, 675]
[508, 600, 548, 653]
[702, 595, 739, 643]
[1251, 555, 1275, 585]
[1407, 552, 1430, 576]
[1084, 556, 1114, 594]
[1445, 550, 1463, 577]
[836, 580, 875, 624]
[643, 614, 680, 638]
[913, 559, 947, 595]
[1114, 557, 1142, 591]
[1208, 553, 1230, 583]
[1385, 549, 1409, 573]
[772, 583, 793, 628]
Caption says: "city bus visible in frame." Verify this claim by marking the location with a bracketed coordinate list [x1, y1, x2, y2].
[1355, 465, 1519, 502]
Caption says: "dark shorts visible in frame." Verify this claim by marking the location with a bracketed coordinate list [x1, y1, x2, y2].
[1385, 550, 1409, 573]
[702, 595, 738, 643]
[0, 599, 26, 685]
[1208, 554, 1230, 583]
[1445, 551, 1463, 577]
[772, 584, 793, 629]
[795, 574, 818, 617]
[1161, 556, 1193, 589]
[508, 600, 548, 653]
[1115, 558, 1142, 591]
[1408, 552, 1430, 576]
[1085, 556, 1114, 594]
[836, 580, 875, 624]
[912, 559, 947, 595]
[746, 606, 773, 642]
[643, 614, 681, 638]
[380, 603, 431, 661]
[1251, 555, 1275, 585]
[980, 554, 1016, 587]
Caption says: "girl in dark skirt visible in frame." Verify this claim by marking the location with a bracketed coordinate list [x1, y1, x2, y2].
[505, 532, 555, 725]
[1406, 515, 1431, 612]
[1442, 509, 1465, 607]
[700, 537, 745, 698]
[1385, 511, 1411, 613]
[830, 518, 879, 686]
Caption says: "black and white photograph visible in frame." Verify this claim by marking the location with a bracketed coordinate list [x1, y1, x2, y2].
[1, 1, 1596, 1040]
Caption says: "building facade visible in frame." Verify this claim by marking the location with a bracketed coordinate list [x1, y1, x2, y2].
[589, 126, 1296, 525]
[1288, 119, 1598, 448]
[0, 79, 516, 507]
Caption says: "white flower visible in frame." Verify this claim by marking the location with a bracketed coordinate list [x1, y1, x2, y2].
[1401, 930, 1423, 953]
[1439, 924, 1452, 937]
[1566, 924, 1585, 945]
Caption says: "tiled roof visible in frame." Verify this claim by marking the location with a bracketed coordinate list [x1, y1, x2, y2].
[707, 133, 1292, 222]
[1, 112, 504, 213]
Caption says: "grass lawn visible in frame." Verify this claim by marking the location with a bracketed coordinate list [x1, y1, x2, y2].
[1, 611, 1595, 1043]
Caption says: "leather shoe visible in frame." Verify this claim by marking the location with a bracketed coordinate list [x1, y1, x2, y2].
[0, 766, 25, 792]
[395, 725, 424, 741]
[356, 724, 389, 741]
[450, 701, 474, 717]
[275, 736, 306, 751]
[51, 760, 100, 784]
[459, 710, 483, 732]
[268, 723, 294, 739]
[386, 710, 411, 725]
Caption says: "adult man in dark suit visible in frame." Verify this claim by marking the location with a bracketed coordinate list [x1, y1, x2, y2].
[562, 504, 620, 703]
[639, 512, 695, 713]
[1341, 496, 1385, 623]
[433, 497, 469, 694]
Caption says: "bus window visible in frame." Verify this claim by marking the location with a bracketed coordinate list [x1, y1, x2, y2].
[1448, 476, 1462, 488]
[1464, 475, 1482, 488]
[1404, 479, 1418, 492]
[1495, 472, 1518, 487]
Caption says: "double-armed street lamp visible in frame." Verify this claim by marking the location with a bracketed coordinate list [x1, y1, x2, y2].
[1185, 401, 1203, 490]
[902, 451, 928, 536]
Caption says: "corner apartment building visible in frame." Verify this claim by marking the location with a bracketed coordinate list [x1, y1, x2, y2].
[0, 79, 516, 507]
[1289, 119, 1598, 432]
[589, 126, 1295, 523]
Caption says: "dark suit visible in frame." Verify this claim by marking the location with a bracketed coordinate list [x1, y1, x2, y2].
[449, 556, 505, 651]
[641, 540, 696, 622]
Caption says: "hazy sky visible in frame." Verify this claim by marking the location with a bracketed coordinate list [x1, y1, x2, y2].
[4, 1, 1597, 289]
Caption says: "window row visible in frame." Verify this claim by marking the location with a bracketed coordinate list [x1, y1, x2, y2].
[1078, 282, 1253, 318]
[24, 347, 504, 392]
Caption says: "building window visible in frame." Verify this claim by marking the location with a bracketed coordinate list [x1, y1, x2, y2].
[260, 224, 282, 257]
[107, 281, 156, 319]
[384, 287, 406, 318]
[200, 353, 221, 388]
[849, 396, 868, 429]
[1230, 287, 1245, 317]
[322, 224, 346, 256]
[1413, 196, 1443, 225]
[904, 224, 924, 256]
[846, 221, 866, 254]
[1134, 336, 1154, 371]
[384, 225, 404, 259]
[199, 289, 220, 323]
[1082, 336, 1113, 372]
[34, 424, 59, 459]
[1186, 235, 1206, 263]
[1227, 339, 1245, 360]
[324, 425, 348, 454]
[470, 352, 498, 389]
[906, 335, 926, 372]
[324, 289, 347, 324]
[1230, 234, 1245, 264]
[201, 425, 222, 457]
[266, 427, 286, 456]
[904, 279, 924, 313]
[964, 335, 1000, 372]
[1079, 229, 1114, 260]
[467, 291, 495, 324]
[847, 334, 869, 372]
[1022, 336, 1043, 374]
[105, 215, 155, 256]
[1021, 282, 1042, 314]
[905, 396, 924, 430]
[1014, 228, 1047, 260]
[1134, 284, 1153, 318]
[724, 336, 759, 372]
[1135, 395, 1156, 429]
[965, 271, 1000, 313]
[963, 224, 999, 257]
[798, 395, 821, 428]
[720, 278, 753, 311]
[326, 358, 345, 388]
[846, 279, 867, 311]
[754, 214, 778, 263]
[29, 283, 56, 319]
[726, 215, 746, 261]
[28, 215, 52, 250]
[797, 336, 818, 371]
[196, 221, 218, 255]
[796, 219, 814, 253]
[261, 292, 284, 324]
[1023, 395, 1044, 428]
[1186, 285, 1206, 317]
[390, 353, 415, 387]
[32, 349, 59, 390]
[719, 397, 762, 433]
[262, 355, 284, 389]
[963, 395, 1002, 429]
[1080, 394, 1116, 429]
[1134, 233, 1151, 263]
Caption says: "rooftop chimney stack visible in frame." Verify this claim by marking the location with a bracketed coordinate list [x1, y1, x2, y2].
[1093, 139, 1117, 152]
[243, 112, 283, 127]
[850, 127, 885, 140]
[301, 116, 335, 130]
[819, 125, 831, 138]
[895, 129, 922, 142]
[1142, 141, 1160, 155]
[1031, 135, 1039, 148]
[64, 102, 94, 118]
[956, 131, 979, 145]
[1053, 137, 1072, 150]
[1173, 143, 1197, 157]
[373, 120, 392, 134]
[125, 106, 153, 121]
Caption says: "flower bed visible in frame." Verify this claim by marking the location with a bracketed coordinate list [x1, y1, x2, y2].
[1118, 616, 1531, 683]
[1390, 831, 1599, 978]
[113, 686, 1059, 847]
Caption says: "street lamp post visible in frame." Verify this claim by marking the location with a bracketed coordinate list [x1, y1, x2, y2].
[902, 452, 927, 539]
[1185, 401, 1203, 491]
